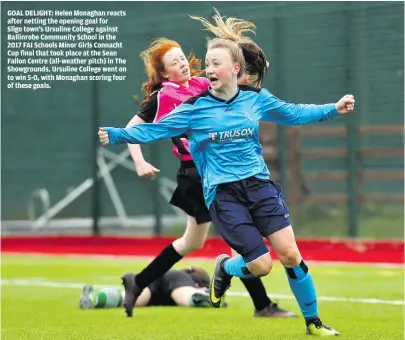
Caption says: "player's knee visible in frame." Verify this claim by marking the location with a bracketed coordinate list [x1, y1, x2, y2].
[181, 236, 205, 253]
[248, 255, 272, 277]
[278, 247, 301, 267]
[173, 235, 206, 255]
[188, 239, 205, 252]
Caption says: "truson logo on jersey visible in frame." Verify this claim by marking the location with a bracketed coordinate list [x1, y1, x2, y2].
[208, 128, 255, 142]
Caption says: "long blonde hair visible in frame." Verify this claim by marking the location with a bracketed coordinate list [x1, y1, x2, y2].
[190, 9, 268, 87]
[190, 8, 256, 44]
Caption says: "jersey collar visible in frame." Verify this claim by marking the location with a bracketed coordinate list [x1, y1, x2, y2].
[208, 86, 240, 104]
[162, 81, 181, 88]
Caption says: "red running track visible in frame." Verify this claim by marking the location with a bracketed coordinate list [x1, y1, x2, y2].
[1, 236, 404, 264]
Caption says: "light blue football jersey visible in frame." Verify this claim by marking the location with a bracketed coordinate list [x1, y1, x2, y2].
[105, 86, 339, 208]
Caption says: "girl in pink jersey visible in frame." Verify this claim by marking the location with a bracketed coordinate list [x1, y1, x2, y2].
[121, 15, 295, 319]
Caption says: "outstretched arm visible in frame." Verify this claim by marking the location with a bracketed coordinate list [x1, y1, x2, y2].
[99, 105, 192, 146]
[259, 89, 355, 125]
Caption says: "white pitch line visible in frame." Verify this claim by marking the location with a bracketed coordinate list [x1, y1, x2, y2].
[226, 292, 405, 306]
[2, 279, 404, 306]
[2, 252, 404, 269]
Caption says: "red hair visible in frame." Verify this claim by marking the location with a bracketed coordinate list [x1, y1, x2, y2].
[140, 38, 204, 102]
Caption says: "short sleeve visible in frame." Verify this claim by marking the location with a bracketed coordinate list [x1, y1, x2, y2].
[136, 91, 158, 123]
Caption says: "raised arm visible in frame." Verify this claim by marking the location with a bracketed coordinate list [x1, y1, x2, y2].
[258, 88, 355, 126]
[99, 104, 192, 146]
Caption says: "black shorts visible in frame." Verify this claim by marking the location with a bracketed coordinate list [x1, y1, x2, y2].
[169, 161, 211, 225]
[147, 270, 196, 306]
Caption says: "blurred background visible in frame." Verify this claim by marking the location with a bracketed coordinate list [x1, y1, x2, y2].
[2, 1, 404, 240]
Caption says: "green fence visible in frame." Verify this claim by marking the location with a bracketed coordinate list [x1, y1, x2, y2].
[2, 2, 403, 238]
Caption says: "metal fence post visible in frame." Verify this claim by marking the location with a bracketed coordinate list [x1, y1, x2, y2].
[151, 144, 162, 235]
[345, 2, 359, 237]
[91, 37, 101, 236]
[273, 13, 288, 196]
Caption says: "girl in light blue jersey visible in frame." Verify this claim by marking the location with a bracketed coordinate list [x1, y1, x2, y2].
[99, 38, 354, 336]
[119, 12, 295, 321]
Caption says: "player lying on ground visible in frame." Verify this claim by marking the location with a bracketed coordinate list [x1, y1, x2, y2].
[79, 267, 222, 309]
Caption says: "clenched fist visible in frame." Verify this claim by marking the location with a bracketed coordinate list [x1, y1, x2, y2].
[335, 94, 355, 115]
[98, 127, 109, 145]
[135, 160, 160, 179]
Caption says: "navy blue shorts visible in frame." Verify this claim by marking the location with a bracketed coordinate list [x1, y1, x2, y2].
[209, 177, 291, 263]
